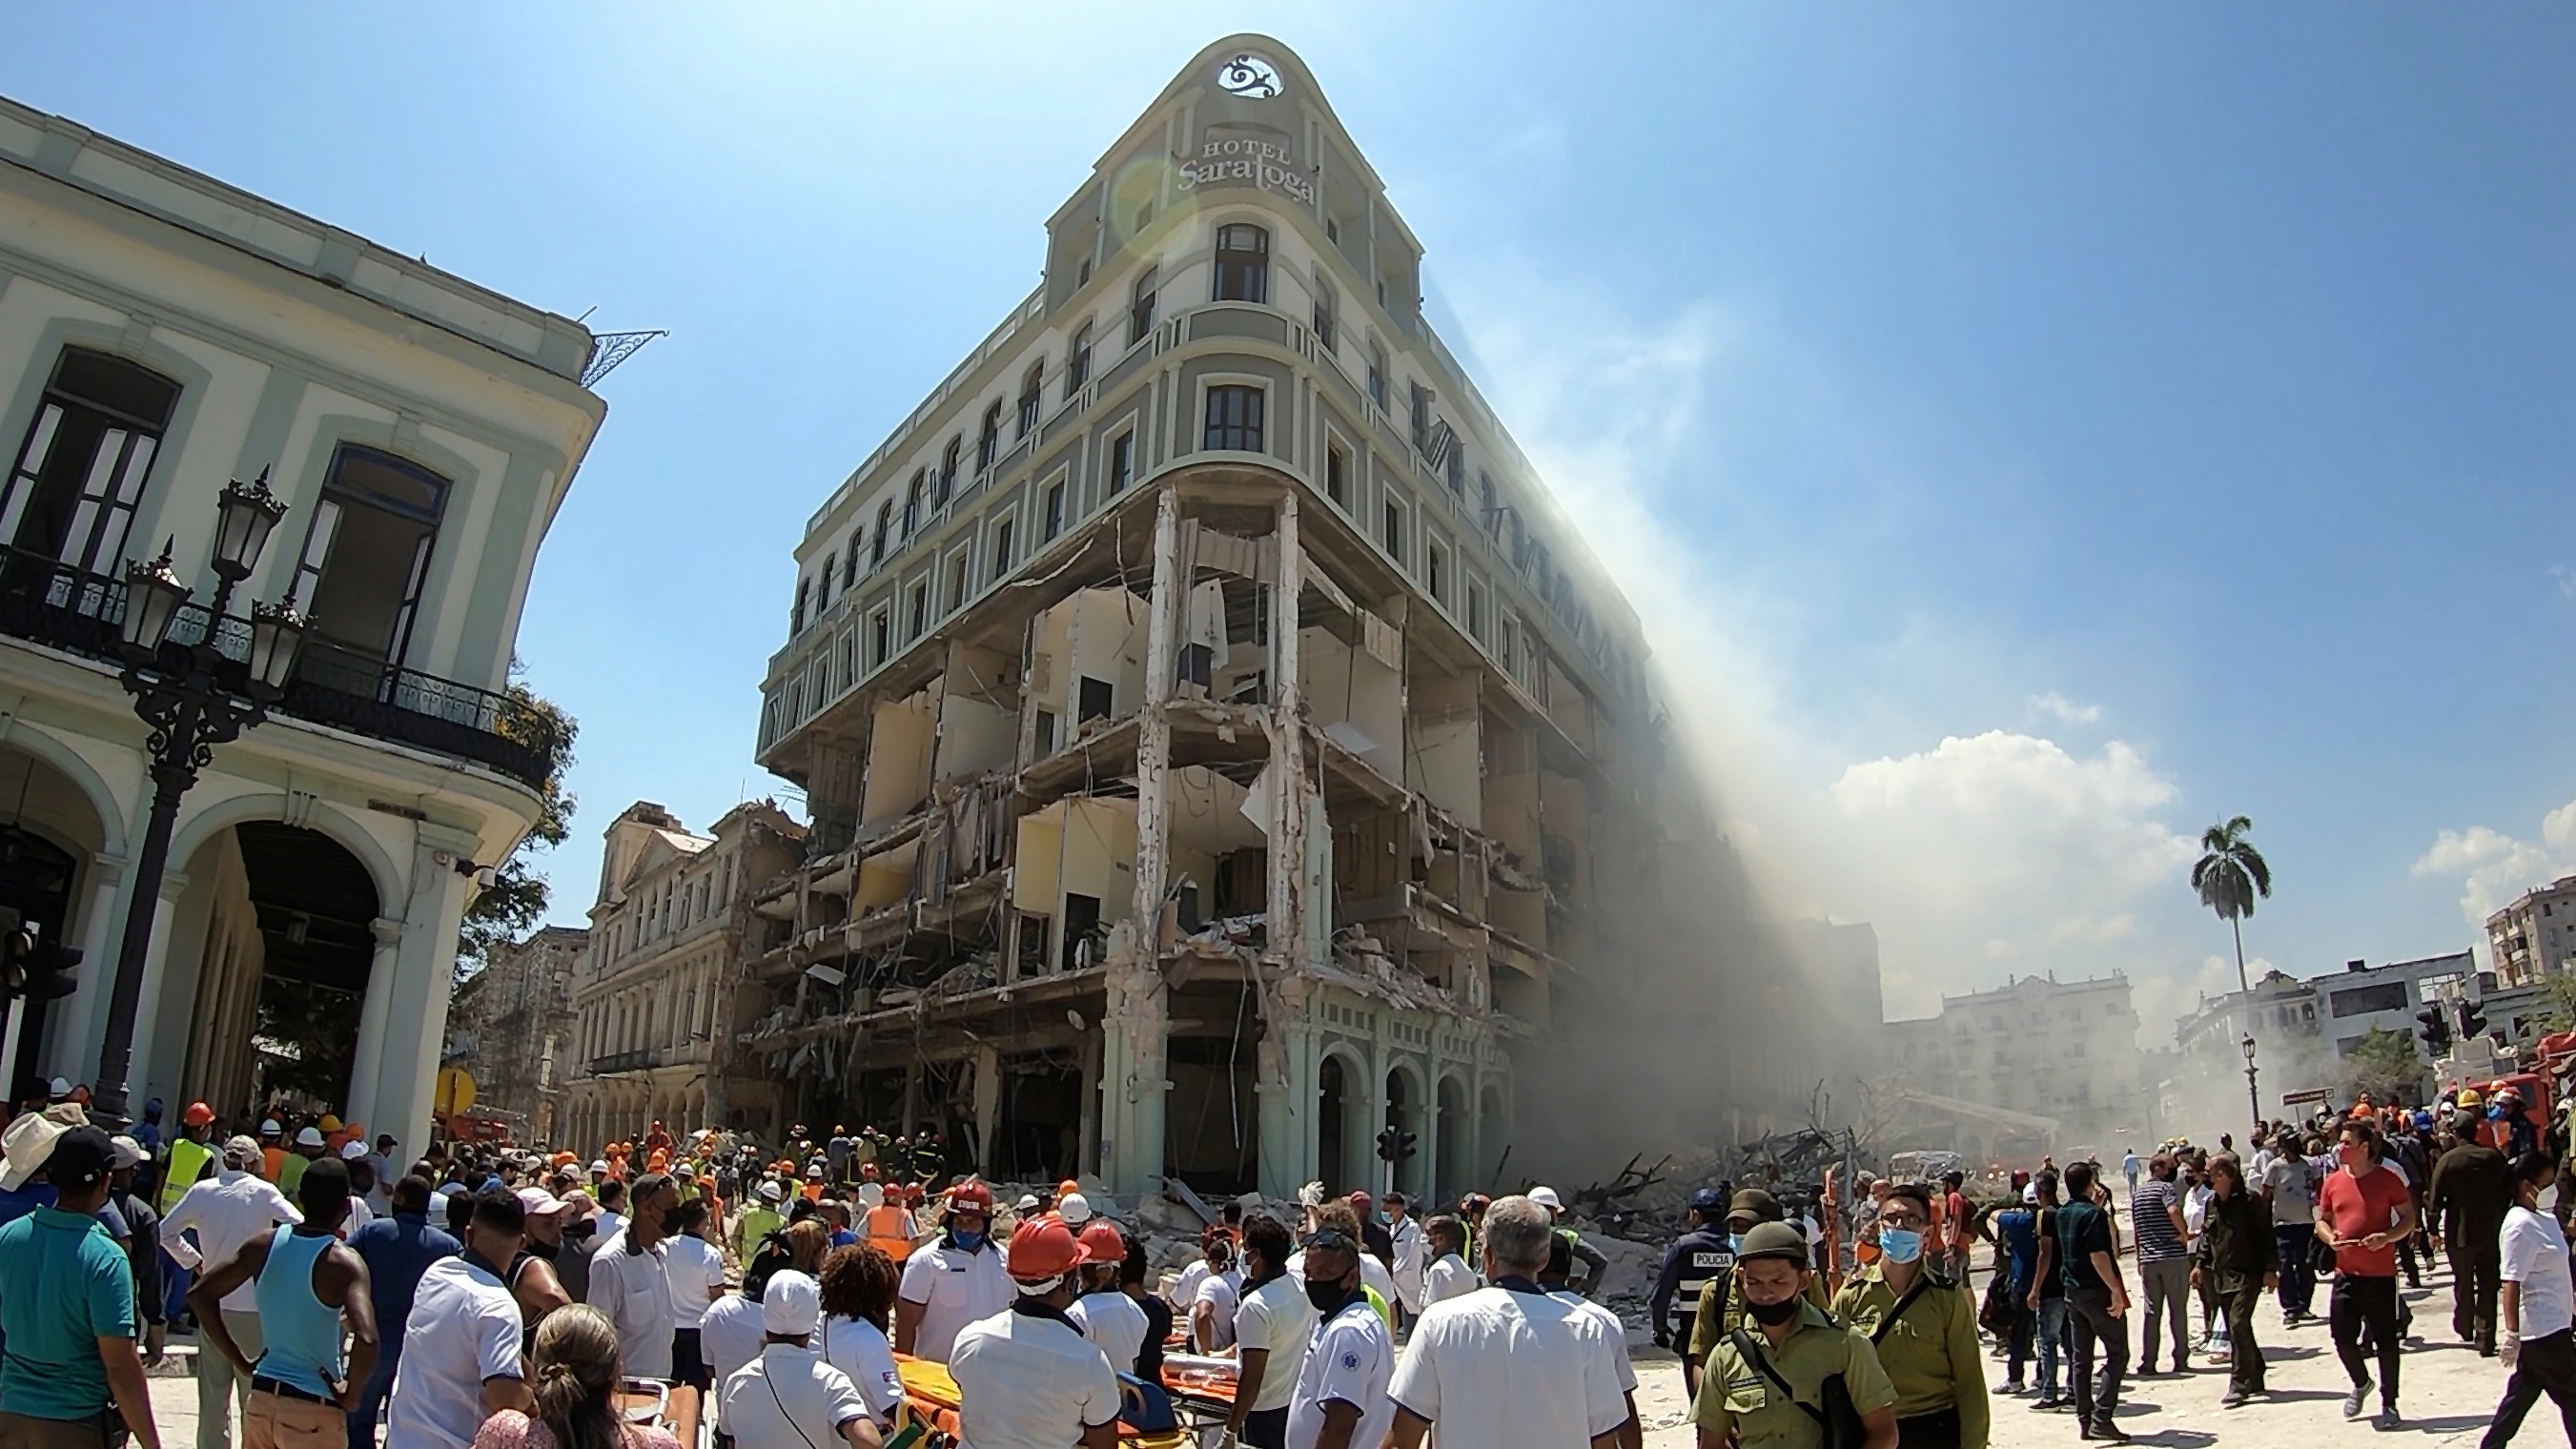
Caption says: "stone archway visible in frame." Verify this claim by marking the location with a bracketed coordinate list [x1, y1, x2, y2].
[1436, 1074, 1471, 1206]
[1318, 1050, 1366, 1194]
[1384, 1060, 1427, 1202]
[1479, 1083, 1509, 1191]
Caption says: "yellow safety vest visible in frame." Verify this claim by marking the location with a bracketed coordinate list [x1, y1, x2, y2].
[159, 1136, 214, 1214]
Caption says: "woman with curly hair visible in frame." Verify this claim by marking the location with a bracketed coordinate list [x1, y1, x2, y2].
[474, 1303, 679, 1449]
[817, 1244, 906, 1428]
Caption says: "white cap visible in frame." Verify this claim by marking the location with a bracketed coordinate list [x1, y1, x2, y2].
[759, 1180, 784, 1202]
[1527, 1186, 1563, 1211]
[108, 1134, 148, 1170]
[515, 1187, 565, 1217]
[589, 1159, 609, 1173]
[294, 1126, 325, 1149]
[762, 1270, 821, 1336]
[44, 1078, 69, 1099]
[1057, 1192, 1092, 1225]
[338, 1140, 368, 1160]
[223, 1134, 262, 1167]
[1013, 1194, 1039, 1213]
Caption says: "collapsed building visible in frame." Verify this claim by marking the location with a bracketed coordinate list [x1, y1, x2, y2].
[743, 35, 1842, 1200]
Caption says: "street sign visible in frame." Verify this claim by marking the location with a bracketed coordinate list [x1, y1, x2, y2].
[2280, 1088, 2332, 1106]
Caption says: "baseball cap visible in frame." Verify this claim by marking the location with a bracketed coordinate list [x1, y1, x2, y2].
[1687, 1187, 1726, 1214]
[762, 1270, 821, 1336]
[46, 1126, 112, 1192]
[515, 1187, 565, 1216]
[44, 1078, 69, 1100]
[223, 1134, 261, 1167]
[108, 1135, 149, 1170]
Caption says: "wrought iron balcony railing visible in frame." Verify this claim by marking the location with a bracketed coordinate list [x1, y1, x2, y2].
[0, 546, 562, 792]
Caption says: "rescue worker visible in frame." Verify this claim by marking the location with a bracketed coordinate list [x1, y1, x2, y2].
[1527, 1186, 1610, 1297]
[1690, 1220, 1900, 1449]
[1830, 1182, 1989, 1449]
[158, 1103, 220, 1214]
[948, 1214, 1121, 1449]
[856, 1181, 913, 1263]
[738, 1179, 787, 1261]
[1688, 1189, 1832, 1377]
[892, 1178, 1010, 1364]
[1065, 1219, 1149, 1377]
[1651, 1188, 1732, 1400]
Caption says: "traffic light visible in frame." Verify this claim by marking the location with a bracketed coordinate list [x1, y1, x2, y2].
[1397, 1129, 1418, 1160]
[2417, 1004, 2452, 1055]
[2459, 997, 2490, 1042]
[1375, 1126, 1399, 1163]
[0, 908, 79, 1006]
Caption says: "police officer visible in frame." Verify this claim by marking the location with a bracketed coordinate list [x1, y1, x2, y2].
[1691, 1220, 1900, 1449]
[1689, 1189, 1833, 1377]
[1654, 1188, 1733, 1399]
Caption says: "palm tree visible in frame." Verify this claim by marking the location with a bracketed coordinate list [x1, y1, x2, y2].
[2192, 815, 2274, 993]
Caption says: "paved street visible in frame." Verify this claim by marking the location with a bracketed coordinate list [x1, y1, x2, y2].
[1636, 1256, 2533, 1448]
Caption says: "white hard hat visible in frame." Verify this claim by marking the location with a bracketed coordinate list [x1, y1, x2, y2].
[1058, 1192, 1093, 1225]
[1527, 1186, 1563, 1211]
[294, 1126, 325, 1149]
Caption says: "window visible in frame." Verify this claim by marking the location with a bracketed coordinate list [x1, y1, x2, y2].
[1203, 385, 1264, 452]
[817, 553, 834, 611]
[1043, 479, 1067, 541]
[2, 348, 180, 582]
[904, 470, 924, 535]
[1069, 323, 1094, 391]
[977, 401, 1003, 471]
[791, 577, 808, 633]
[868, 607, 889, 668]
[948, 549, 971, 611]
[1325, 442, 1349, 506]
[906, 580, 928, 640]
[1017, 359, 1044, 438]
[992, 517, 1015, 575]
[1427, 539, 1447, 602]
[1409, 381, 1433, 452]
[842, 544, 857, 590]
[1367, 342, 1387, 411]
[287, 445, 451, 690]
[1078, 256, 1093, 287]
[872, 501, 891, 563]
[1325, 217, 1339, 244]
[1214, 223, 1269, 303]
[1107, 431, 1135, 495]
[1129, 267, 1158, 345]
[1445, 442, 1464, 496]
[1467, 582, 1488, 643]
[1312, 274, 1336, 352]
[937, 437, 959, 507]
[1381, 497, 1404, 559]
[2328, 983, 2409, 1017]
[1479, 471, 1498, 533]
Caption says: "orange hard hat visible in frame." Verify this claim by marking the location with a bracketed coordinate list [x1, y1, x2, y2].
[182, 1101, 215, 1127]
[1076, 1218, 1128, 1265]
[1057, 1178, 1081, 1197]
[1008, 1216, 1083, 1280]
[949, 1178, 993, 1213]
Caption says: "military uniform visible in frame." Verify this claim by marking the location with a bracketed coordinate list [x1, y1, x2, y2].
[1691, 1296, 1898, 1449]
[1689, 1258, 1832, 1364]
[1830, 1264, 1989, 1449]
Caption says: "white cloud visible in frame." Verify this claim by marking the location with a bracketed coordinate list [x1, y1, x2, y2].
[2028, 691, 2101, 725]
[2553, 563, 2576, 601]
[2413, 800, 2576, 932]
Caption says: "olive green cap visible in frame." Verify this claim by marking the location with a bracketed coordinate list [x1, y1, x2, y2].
[1726, 1188, 1782, 1227]
[1735, 1220, 1809, 1262]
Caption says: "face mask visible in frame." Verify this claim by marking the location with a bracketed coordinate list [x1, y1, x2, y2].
[951, 1229, 987, 1252]
[1305, 1277, 1358, 1316]
[1745, 1294, 1802, 1326]
[1728, 1234, 1746, 1254]
[1878, 1228, 1923, 1265]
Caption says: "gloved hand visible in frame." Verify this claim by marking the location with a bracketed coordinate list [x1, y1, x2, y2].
[2504, 1331, 2522, 1369]
[1652, 1327, 1671, 1350]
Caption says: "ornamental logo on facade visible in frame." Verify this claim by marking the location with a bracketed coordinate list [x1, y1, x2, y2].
[1177, 134, 1315, 206]
[1216, 53, 1283, 99]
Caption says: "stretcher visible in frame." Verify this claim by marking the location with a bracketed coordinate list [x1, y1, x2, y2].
[894, 1355, 1194, 1447]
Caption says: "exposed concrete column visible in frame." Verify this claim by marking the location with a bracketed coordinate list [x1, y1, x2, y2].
[1269, 495, 1307, 958]
[1105, 484, 1181, 1196]
[1077, 1028, 1102, 1180]
[346, 917, 403, 1133]
[900, 1058, 920, 1137]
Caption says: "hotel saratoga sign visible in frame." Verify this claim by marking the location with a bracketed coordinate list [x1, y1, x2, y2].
[1177, 135, 1315, 206]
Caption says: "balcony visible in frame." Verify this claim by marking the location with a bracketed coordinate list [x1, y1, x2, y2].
[586, 1047, 664, 1075]
[0, 548, 563, 792]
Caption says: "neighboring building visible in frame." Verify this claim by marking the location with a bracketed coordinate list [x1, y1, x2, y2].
[743, 37, 1821, 1198]
[1882, 972, 2149, 1150]
[2169, 951, 2479, 1121]
[2487, 876, 2576, 987]
[0, 94, 605, 1143]
[446, 926, 587, 1144]
[560, 800, 805, 1151]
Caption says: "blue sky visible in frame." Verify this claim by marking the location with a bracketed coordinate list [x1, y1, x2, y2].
[10, 5, 2574, 1043]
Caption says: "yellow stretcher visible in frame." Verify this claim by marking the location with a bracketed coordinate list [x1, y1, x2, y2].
[894, 1356, 1193, 1447]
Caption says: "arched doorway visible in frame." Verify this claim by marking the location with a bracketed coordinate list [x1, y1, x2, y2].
[1436, 1075, 1471, 1204]
[1385, 1063, 1426, 1202]
[1318, 1052, 1357, 1194]
[0, 745, 117, 1095]
[179, 821, 379, 1120]
[1479, 1084, 1509, 1190]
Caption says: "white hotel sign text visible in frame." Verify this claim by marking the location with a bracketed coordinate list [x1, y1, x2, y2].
[1177, 137, 1315, 206]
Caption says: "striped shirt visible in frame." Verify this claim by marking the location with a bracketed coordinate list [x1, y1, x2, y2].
[2130, 1177, 2187, 1262]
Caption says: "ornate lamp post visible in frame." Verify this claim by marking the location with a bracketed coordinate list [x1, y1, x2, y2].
[91, 472, 307, 1123]
[2241, 1032, 2262, 1136]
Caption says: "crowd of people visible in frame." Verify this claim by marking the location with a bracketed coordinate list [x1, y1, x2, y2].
[0, 1085, 2566, 1449]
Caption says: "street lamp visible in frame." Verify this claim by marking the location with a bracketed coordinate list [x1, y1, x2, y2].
[91, 470, 307, 1123]
[2240, 1032, 2262, 1136]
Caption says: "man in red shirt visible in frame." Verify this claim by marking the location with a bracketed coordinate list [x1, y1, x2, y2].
[2316, 1118, 2415, 1429]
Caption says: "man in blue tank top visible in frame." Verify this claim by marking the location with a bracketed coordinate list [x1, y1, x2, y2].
[191, 1157, 380, 1449]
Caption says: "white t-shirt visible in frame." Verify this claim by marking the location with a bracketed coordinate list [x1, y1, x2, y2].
[1555, 1290, 1637, 1392]
[1423, 1254, 1478, 1306]
[899, 1238, 1014, 1363]
[1068, 1288, 1152, 1376]
[950, 1306, 1123, 1449]
[720, 1344, 872, 1449]
[1236, 1275, 1318, 1413]
[1387, 1285, 1628, 1445]
[700, 1292, 767, 1388]
[817, 1314, 905, 1425]
[2503, 1204, 2574, 1338]
[664, 1234, 726, 1329]
[1286, 1298, 1396, 1449]
[1193, 1269, 1242, 1351]
[1170, 1258, 1212, 1314]
[593, 1210, 626, 1241]
[385, 1255, 523, 1449]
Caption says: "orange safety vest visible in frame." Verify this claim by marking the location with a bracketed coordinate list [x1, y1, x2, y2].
[865, 1204, 912, 1258]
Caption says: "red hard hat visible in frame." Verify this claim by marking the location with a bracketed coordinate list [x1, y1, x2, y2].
[948, 1178, 993, 1213]
[182, 1101, 215, 1127]
[1077, 1218, 1128, 1265]
[1009, 1216, 1083, 1280]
